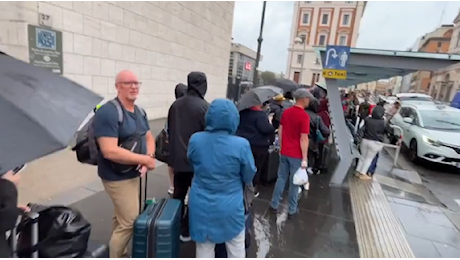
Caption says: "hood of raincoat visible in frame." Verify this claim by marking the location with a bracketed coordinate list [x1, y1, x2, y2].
[311, 85, 327, 99]
[205, 98, 239, 134]
[174, 83, 187, 99]
[305, 97, 319, 113]
[371, 105, 385, 119]
[318, 98, 328, 113]
[187, 71, 207, 99]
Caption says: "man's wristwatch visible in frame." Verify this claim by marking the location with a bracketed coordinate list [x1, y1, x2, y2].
[148, 153, 155, 159]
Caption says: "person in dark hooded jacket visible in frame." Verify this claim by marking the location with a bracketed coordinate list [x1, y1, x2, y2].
[310, 83, 327, 100]
[304, 98, 330, 174]
[356, 106, 393, 180]
[166, 83, 188, 195]
[268, 94, 285, 130]
[316, 98, 331, 172]
[237, 102, 275, 196]
[174, 83, 187, 99]
[167, 72, 209, 241]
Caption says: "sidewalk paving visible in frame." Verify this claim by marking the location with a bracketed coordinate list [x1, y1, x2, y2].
[374, 149, 460, 258]
[70, 164, 359, 258]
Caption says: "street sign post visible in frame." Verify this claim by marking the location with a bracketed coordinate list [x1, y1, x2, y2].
[322, 45, 350, 80]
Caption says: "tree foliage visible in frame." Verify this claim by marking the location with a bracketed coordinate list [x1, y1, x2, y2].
[260, 70, 276, 85]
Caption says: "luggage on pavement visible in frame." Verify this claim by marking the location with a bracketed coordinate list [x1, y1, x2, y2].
[261, 145, 280, 185]
[132, 174, 182, 258]
[16, 204, 91, 258]
[9, 212, 39, 258]
[320, 144, 331, 171]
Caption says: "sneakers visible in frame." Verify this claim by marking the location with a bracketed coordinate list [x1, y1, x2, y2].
[308, 167, 322, 175]
[357, 174, 372, 180]
[288, 209, 299, 219]
[167, 186, 174, 195]
[180, 235, 191, 242]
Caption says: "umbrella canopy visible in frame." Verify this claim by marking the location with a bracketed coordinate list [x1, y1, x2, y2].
[270, 78, 299, 94]
[236, 85, 283, 111]
[0, 53, 103, 175]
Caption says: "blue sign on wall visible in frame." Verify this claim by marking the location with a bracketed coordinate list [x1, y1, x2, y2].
[36, 28, 57, 50]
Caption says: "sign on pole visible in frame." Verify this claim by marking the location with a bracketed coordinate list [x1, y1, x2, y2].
[322, 45, 350, 80]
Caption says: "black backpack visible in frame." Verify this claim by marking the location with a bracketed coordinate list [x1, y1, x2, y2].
[71, 99, 146, 165]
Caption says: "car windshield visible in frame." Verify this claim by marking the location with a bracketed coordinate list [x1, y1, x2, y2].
[399, 96, 433, 102]
[420, 110, 460, 130]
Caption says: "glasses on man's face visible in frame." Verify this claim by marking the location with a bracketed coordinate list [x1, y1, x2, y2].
[117, 81, 142, 88]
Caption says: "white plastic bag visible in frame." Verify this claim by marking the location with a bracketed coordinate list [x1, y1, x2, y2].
[293, 167, 309, 185]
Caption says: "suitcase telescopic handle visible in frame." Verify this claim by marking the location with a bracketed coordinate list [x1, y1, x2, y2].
[10, 211, 40, 258]
[139, 171, 148, 214]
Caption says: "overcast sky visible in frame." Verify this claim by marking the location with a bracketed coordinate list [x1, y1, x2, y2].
[232, 1, 460, 74]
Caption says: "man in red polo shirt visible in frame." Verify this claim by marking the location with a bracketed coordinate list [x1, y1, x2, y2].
[270, 88, 313, 218]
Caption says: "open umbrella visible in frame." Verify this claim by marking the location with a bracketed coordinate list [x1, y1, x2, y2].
[270, 78, 299, 94]
[0, 53, 103, 175]
[236, 85, 283, 111]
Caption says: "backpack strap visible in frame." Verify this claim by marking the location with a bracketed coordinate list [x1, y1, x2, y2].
[109, 99, 124, 124]
[136, 105, 147, 121]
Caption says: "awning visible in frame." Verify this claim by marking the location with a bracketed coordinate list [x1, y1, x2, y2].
[314, 47, 460, 186]
[314, 47, 460, 86]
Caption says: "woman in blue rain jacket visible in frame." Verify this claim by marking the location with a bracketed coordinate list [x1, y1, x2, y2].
[187, 98, 256, 258]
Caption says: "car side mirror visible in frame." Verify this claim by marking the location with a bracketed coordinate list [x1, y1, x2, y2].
[403, 117, 413, 124]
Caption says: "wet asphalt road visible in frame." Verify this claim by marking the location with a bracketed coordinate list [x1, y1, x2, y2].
[398, 148, 460, 213]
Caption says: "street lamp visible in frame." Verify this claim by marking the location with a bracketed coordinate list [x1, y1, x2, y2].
[253, 1, 267, 87]
[294, 35, 307, 85]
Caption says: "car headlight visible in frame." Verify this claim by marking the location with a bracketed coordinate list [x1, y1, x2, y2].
[422, 135, 441, 147]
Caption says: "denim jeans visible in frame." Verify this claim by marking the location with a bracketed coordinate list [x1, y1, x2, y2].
[270, 155, 301, 215]
[368, 152, 379, 175]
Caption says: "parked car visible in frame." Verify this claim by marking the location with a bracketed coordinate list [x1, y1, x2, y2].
[395, 93, 434, 103]
[390, 102, 460, 168]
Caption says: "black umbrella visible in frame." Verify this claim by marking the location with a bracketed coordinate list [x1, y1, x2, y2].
[270, 78, 299, 94]
[237, 85, 283, 111]
[0, 53, 103, 175]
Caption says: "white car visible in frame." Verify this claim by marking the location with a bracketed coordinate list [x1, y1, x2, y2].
[390, 102, 460, 168]
[395, 93, 434, 103]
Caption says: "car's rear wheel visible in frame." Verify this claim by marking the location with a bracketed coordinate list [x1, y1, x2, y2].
[409, 139, 419, 162]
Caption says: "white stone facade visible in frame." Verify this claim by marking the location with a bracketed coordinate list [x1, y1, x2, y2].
[0, 1, 234, 119]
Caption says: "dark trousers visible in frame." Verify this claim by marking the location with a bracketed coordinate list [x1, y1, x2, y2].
[368, 153, 379, 175]
[173, 171, 193, 237]
[251, 146, 269, 188]
[315, 143, 325, 170]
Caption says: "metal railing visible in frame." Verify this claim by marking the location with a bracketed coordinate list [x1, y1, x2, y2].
[383, 125, 403, 166]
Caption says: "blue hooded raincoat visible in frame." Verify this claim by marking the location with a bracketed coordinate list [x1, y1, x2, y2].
[187, 98, 256, 244]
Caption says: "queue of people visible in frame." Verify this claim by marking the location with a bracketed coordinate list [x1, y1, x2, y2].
[0, 69, 355, 258]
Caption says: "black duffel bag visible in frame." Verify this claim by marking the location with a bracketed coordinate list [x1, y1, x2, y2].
[17, 204, 91, 258]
